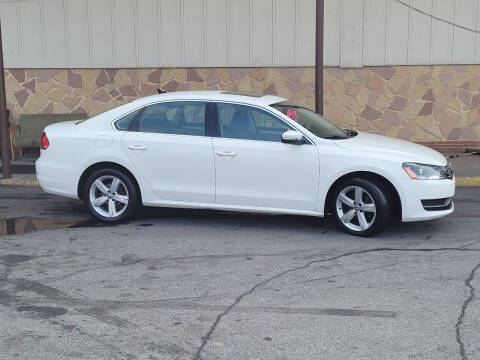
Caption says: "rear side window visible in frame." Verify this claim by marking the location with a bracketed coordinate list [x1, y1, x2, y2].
[137, 102, 206, 136]
[216, 103, 289, 142]
[114, 109, 142, 131]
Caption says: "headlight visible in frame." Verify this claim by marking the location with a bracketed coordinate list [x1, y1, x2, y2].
[402, 162, 453, 180]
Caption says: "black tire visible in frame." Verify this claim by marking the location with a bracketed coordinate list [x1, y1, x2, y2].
[330, 177, 391, 237]
[83, 168, 139, 223]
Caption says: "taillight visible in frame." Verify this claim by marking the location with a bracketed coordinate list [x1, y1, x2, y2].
[40, 132, 50, 150]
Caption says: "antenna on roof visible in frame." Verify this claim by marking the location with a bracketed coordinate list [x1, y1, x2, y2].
[157, 89, 166, 94]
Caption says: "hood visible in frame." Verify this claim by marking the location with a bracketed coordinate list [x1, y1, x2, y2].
[334, 132, 447, 166]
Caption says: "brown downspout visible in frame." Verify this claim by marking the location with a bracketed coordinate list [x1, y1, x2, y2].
[0, 21, 12, 179]
[315, 0, 324, 115]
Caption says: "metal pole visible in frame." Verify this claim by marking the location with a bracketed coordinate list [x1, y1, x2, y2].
[315, 0, 324, 115]
[0, 20, 12, 179]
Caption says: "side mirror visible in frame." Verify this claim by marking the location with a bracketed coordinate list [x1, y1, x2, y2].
[281, 130, 306, 145]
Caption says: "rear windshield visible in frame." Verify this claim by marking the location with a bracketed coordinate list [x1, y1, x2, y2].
[271, 101, 347, 139]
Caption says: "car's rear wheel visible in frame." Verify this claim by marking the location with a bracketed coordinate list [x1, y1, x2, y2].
[331, 177, 390, 237]
[83, 168, 138, 222]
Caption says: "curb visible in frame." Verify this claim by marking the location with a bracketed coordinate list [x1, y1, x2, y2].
[455, 177, 480, 188]
[2, 177, 480, 188]
[0, 178, 39, 186]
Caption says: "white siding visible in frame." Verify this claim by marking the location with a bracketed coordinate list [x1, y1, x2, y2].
[453, 0, 477, 64]
[0, 2, 21, 66]
[183, 0, 205, 66]
[206, 0, 228, 66]
[364, 0, 387, 65]
[341, 0, 364, 68]
[431, 0, 455, 64]
[274, 0, 296, 66]
[228, 0, 250, 66]
[324, 0, 341, 66]
[296, 0, 316, 66]
[136, 0, 160, 67]
[408, 0, 433, 65]
[476, 0, 480, 62]
[1, 0, 480, 68]
[65, 0, 91, 67]
[112, 0, 137, 67]
[251, 0, 273, 66]
[42, 0, 68, 67]
[386, 0, 410, 65]
[88, 0, 114, 67]
[17, 0, 44, 67]
[160, 0, 183, 67]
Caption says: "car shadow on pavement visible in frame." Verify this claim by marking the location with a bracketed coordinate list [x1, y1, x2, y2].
[139, 206, 455, 241]
[0, 194, 460, 240]
[141, 206, 334, 231]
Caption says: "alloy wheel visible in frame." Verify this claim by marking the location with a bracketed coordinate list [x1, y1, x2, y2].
[335, 185, 377, 232]
[89, 175, 129, 218]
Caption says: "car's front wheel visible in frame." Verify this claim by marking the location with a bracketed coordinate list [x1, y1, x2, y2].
[331, 178, 390, 237]
[83, 168, 138, 223]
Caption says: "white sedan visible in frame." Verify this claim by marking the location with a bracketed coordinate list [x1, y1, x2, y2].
[36, 91, 455, 236]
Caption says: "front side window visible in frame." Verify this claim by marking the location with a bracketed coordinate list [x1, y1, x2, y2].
[136, 102, 206, 136]
[216, 103, 289, 142]
[271, 101, 348, 139]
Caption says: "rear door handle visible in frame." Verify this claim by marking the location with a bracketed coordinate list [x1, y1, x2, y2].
[216, 151, 237, 157]
[128, 145, 147, 151]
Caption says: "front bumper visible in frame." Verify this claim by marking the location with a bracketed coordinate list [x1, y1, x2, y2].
[400, 177, 455, 222]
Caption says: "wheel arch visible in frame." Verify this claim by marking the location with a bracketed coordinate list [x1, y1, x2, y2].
[324, 171, 402, 219]
[77, 161, 142, 203]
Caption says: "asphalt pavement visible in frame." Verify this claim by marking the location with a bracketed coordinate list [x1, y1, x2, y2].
[0, 186, 480, 359]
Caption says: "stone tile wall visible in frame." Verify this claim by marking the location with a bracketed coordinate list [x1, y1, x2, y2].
[324, 65, 480, 142]
[4, 66, 480, 142]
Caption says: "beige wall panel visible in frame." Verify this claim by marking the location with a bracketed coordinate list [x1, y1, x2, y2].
[136, 0, 160, 67]
[160, 0, 183, 66]
[0, 2, 21, 67]
[252, 0, 274, 65]
[3, 0, 480, 67]
[206, 0, 228, 66]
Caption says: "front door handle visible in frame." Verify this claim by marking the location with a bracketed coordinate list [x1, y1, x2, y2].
[128, 145, 147, 151]
[216, 151, 237, 157]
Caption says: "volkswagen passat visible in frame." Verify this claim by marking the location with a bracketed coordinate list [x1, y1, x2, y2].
[36, 91, 455, 236]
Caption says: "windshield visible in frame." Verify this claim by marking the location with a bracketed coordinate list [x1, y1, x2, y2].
[271, 101, 348, 139]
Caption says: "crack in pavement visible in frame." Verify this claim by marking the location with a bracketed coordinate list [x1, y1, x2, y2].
[460, 239, 480, 249]
[455, 260, 480, 360]
[295, 260, 410, 285]
[193, 246, 480, 360]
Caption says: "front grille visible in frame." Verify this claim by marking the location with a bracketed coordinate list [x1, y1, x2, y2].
[421, 197, 453, 211]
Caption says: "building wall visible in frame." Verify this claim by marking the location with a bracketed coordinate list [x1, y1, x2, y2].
[0, 0, 316, 68]
[4, 65, 480, 143]
[323, 65, 480, 143]
[328, 0, 480, 67]
[3, 0, 480, 69]
[2, 67, 313, 116]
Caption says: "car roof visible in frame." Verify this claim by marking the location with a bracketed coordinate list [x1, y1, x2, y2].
[129, 90, 287, 107]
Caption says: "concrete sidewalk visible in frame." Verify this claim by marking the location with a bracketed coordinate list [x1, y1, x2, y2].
[1, 154, 480, 187]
